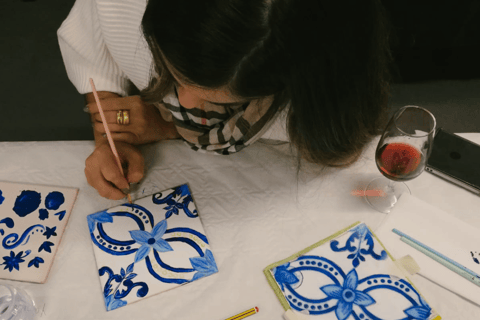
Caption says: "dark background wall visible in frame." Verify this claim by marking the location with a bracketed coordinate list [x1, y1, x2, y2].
[1, 0, 479, 142]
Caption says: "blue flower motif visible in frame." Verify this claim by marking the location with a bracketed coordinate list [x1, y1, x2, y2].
[1, 250, 30, 272]
[88, 210, 113, 233]
[104, 294, 127, 311]
[43, 226, 57, 239]
[189, 249, 218, 281]
[174, 184, 190, 198]
[38, 241, 54, 253]
[320, 269, 376, 320]
[404, 293, 432, 319]
[129, 220, 173, 263]
[28, 256, 44, 268]
[273, 263, 300, 291]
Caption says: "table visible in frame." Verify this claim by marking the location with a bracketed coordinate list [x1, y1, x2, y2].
[0, 134, 479, 320]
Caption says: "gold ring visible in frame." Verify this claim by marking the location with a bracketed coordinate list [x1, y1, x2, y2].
[117, 110, 123, 125]
[123, 110, 130, 125]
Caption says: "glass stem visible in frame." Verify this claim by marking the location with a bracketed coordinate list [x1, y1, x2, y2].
[385, 179, 396, 195]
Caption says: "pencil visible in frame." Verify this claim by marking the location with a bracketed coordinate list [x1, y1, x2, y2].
[400, 237, 480, 287]
[89, 78, 132, 204]
[225, 306, 259, 320]
[393, 228, 480, 279]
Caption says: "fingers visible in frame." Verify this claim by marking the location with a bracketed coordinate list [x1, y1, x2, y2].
[93, 121, 132, 134]
[86, 95, 139, 114]
[92, 110, 123, 124]
[85, 157, 128, 200]
[119, 144, 145, 183]
[85, 143, 144, 200]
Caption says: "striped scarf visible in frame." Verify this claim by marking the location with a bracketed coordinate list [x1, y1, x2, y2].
[155, 86, 279, 154]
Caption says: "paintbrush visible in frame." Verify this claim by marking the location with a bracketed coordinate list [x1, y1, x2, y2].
[89, 78, 133, 204]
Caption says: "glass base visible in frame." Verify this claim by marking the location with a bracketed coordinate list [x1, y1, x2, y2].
[364, 176, 411, 213]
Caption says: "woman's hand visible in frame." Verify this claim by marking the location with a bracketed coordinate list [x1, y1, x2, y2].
[85, 141, 144, 200]
[86, 95, 180, 145]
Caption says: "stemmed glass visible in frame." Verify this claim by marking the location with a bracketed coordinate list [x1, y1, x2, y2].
[364, 106, 436, 213]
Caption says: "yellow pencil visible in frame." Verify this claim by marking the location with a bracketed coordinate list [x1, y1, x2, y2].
[225, 306, 259, 320]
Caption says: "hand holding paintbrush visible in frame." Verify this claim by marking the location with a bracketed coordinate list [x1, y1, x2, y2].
[85, 78, 144, 201]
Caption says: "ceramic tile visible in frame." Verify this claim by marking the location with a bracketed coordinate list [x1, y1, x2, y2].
[88, 184, 218, 311]
[268, 223, 439, 320]
[0, 181, 78, 283]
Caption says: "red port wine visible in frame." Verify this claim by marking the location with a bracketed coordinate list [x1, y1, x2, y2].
[376, 142, 424, 181]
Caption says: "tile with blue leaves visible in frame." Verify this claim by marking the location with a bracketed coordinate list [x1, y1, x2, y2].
[267, 222, 439, 320]
[0, 181, 78, 283]
[88, 184, 218, 312]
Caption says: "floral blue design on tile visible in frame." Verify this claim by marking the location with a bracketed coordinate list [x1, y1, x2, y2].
[13, 190, 41, 217]
[38, 241, 54, 253]
[190, 249, 218, 281]
[0, 218, 14, 236]
[273, 262, 300, 291]
[404, 294, 432, 320]
[28, 257, 44, 268]
[100, 263, 148, 311]
[88, 210, 114, 233]
[274, 255, 432, 319]
[330, 223, 387, 267]
[129, 220, 173, 263]
[0, 190, 4, 205]
[152, 184, 198, 218]
[1, 250, 31, 272]
[88, 184, 216, 311]
[2, 224, 46, 249]
[321, 269, 375, 320]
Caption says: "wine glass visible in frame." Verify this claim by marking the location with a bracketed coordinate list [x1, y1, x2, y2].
[364, 105, 436, 213]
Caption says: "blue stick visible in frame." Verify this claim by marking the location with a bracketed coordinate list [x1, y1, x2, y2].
[392, 228, 480, 279]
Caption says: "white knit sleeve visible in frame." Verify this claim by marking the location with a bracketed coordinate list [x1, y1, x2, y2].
[57, 0, 129, 96]
[260, 104, 290, 142]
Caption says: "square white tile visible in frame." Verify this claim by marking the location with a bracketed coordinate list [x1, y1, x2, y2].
[88, 184, 218, 311]
[0, 181, 78, 283]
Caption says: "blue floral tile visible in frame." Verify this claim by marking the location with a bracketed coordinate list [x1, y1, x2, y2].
[267, 222, 439, 320]
[88, 184, 218, 311]
[0, 181, 78, 283]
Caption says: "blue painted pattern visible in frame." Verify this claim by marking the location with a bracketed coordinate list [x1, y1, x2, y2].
[88, 184, 217, 311]
[272, 223, 434, 320]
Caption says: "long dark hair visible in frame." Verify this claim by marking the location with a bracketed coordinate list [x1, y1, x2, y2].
[141, 0, 393, 168]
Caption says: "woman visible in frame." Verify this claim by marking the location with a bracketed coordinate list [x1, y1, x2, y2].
[58, 0, 392, 200]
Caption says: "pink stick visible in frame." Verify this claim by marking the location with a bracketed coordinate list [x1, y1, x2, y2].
[89, 78, 125, 176]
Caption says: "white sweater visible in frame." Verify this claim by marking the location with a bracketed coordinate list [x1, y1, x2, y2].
[57, 0, 288, 142]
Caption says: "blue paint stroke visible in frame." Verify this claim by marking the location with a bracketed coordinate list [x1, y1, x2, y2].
[38, 241, 54, 253]
[0, 190, 4, 205]
[28, 257, 44, 268]
[45, 191, 65, 210]
[0, 218, 14, 236]
[165, 228, 209, 244]
[2, 224, 45, 249]
[54, 210, 66, 221]
[39, 209, 49, 220]
[13, 190, 41, 217]
[145, 256, 189, 284]
[471, 251, 479, 264]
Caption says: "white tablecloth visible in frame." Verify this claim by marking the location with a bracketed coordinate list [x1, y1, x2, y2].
[0, 134, 479, 320]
